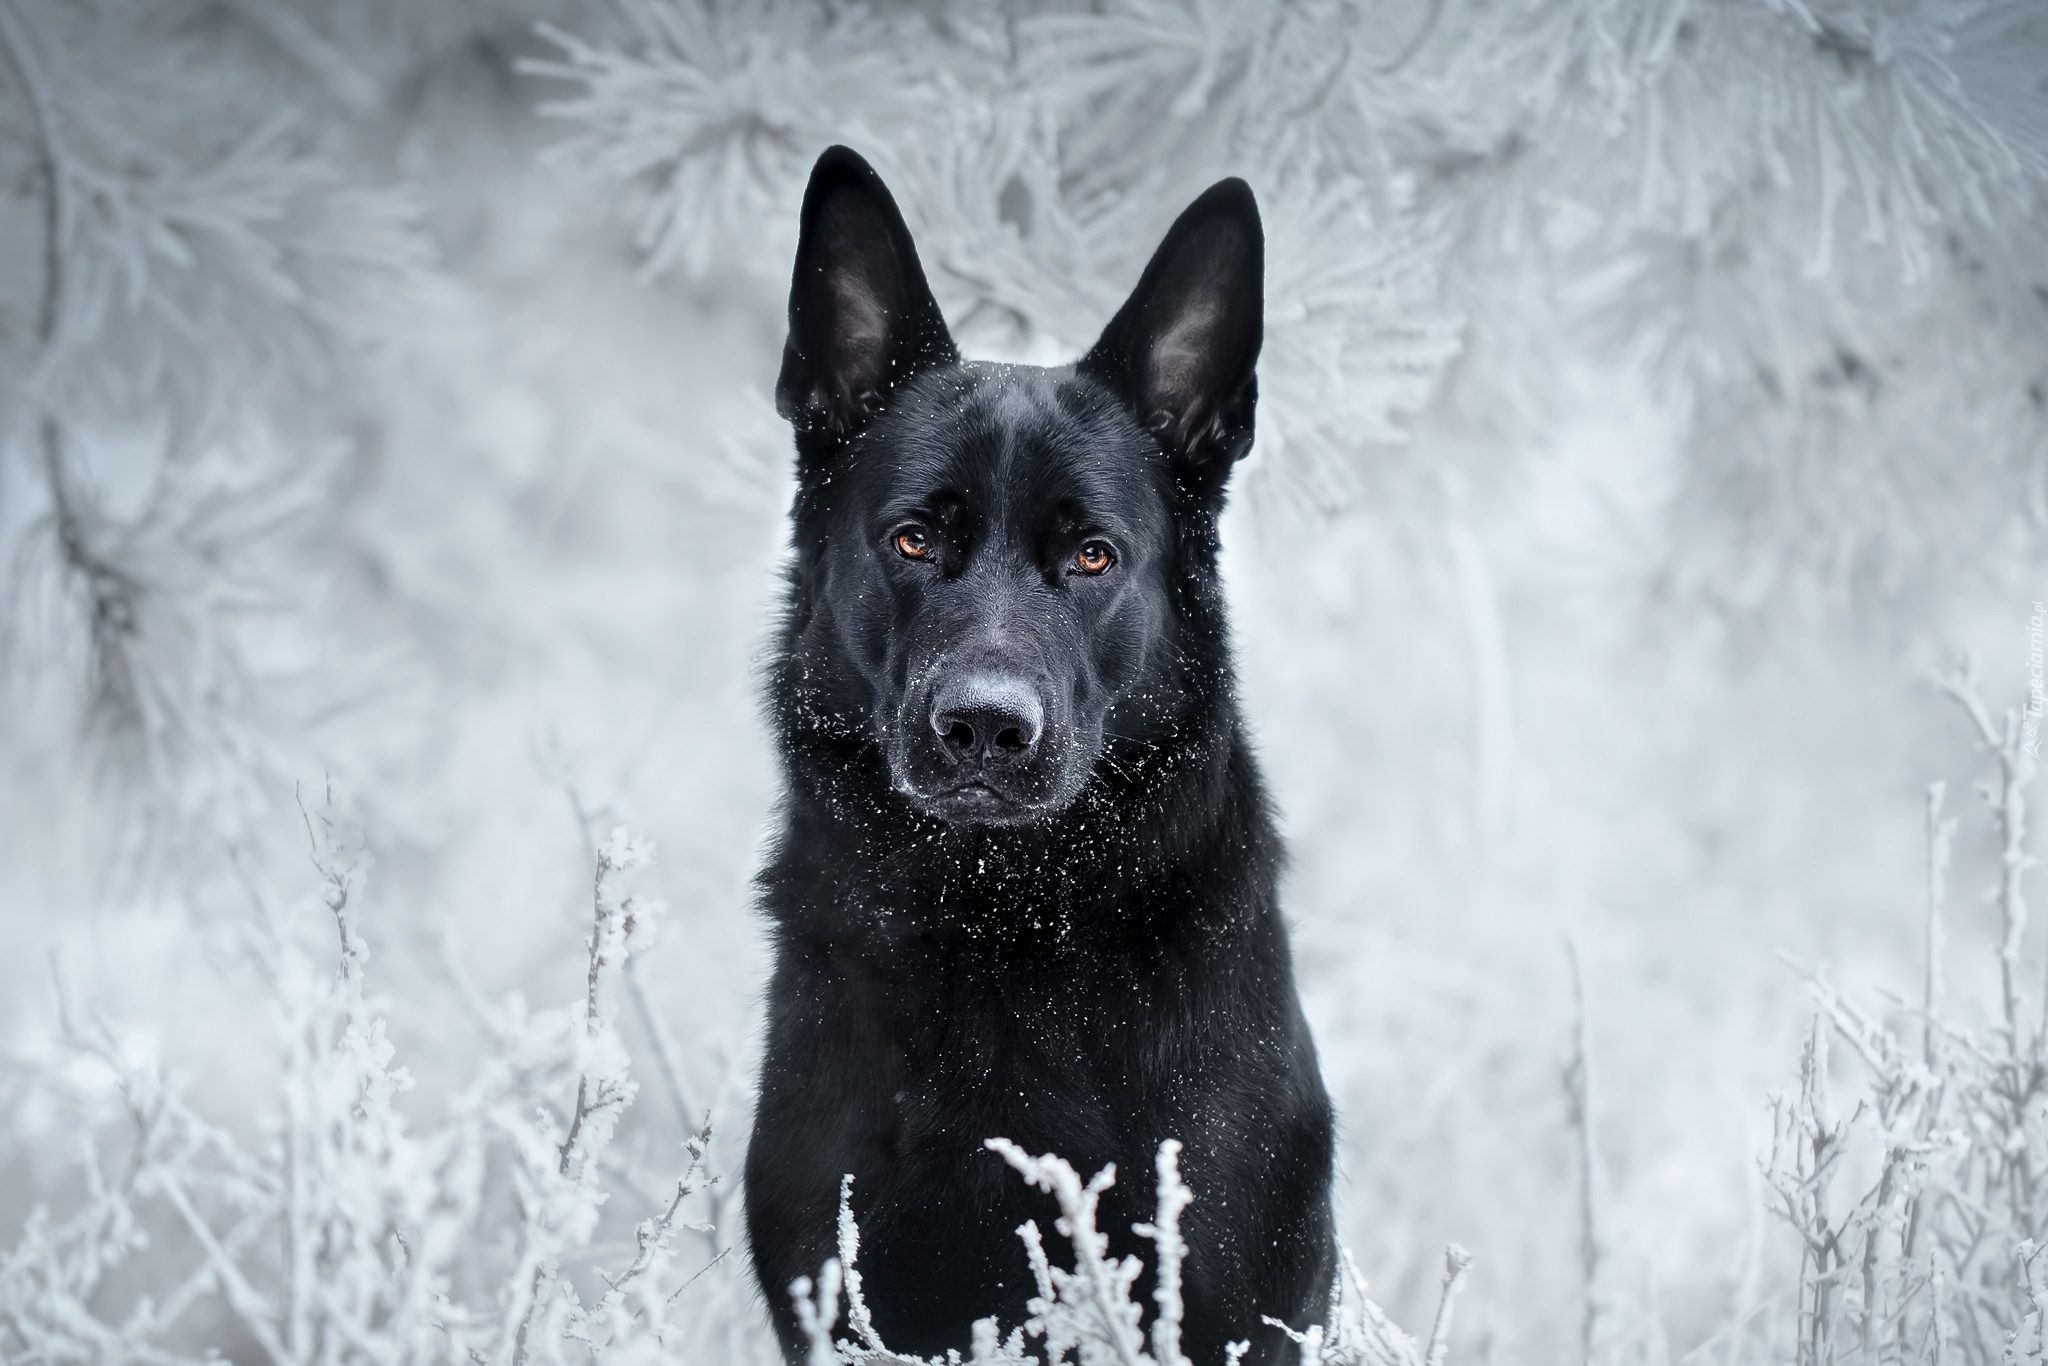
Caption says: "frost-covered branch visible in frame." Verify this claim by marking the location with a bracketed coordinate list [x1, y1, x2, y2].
[532, 0, 2046, 613]
[1938, 659, 2037, 1048]
[1132, 1140, 1195, 1366]
[1924, 780, 1956, 1067]
[788, 1139, 1462, 1366]
[1563, 938, 1604, 1366]
[1764, 666, 2048, 1365]
[0, 809, 727, 1366]
[0, 0, 429, 842]
[988, 1138, 1151, 1366]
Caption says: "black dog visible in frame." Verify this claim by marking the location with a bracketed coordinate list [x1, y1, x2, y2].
[744, 146, 1334, 1365]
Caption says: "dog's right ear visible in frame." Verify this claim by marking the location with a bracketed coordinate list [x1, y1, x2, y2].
[775, 147, 957, 456]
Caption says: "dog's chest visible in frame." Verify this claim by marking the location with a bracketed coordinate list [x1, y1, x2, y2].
[851, 939, 1165, 1148]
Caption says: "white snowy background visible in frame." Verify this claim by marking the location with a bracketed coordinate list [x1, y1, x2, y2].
[2, 2, 2046, 1363]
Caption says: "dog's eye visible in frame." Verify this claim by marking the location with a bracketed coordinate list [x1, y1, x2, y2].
[894, 527, 933, 561]
[1074, 540, 1115, 575]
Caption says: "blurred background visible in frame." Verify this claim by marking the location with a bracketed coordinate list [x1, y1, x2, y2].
[2, 2, 2045, 1362]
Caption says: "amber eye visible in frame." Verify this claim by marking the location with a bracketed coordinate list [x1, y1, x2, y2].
[894, 527, 933, 560]
[1074, 540, 1115, 575]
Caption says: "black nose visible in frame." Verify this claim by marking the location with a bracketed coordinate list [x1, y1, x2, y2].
[932, 674, 1044, 766]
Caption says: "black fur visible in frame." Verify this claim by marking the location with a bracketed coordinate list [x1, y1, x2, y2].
[745, 146, 1335, 1365]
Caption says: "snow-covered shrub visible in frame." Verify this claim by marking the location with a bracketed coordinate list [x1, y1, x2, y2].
[0, 808, 725, 1364]
[1763, 664, 2048, 1366]
[0, 787, 1465, 1365]
[786, 1137, 1472, 1366]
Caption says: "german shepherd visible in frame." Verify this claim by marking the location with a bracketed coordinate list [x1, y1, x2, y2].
[744, 146, 1334, 1365]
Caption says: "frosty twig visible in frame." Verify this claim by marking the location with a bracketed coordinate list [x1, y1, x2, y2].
[1764, 664, 2048, 1365]
[0, 810, 727, 1366]
[1564, 938, 1603, 1365]
[1938, 661, 2036, 1048]
[788, 1137, 1468, 1366]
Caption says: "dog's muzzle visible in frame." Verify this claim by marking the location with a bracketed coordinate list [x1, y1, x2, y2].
[892, 664, 1082, 826]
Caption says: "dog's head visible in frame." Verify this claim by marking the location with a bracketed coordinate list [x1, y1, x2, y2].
[774, 147, 1260, 828]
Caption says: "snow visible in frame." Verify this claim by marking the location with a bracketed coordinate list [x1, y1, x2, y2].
[2, 1, 2046, 1362]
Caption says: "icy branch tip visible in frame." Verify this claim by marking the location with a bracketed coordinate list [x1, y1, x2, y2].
[599, 825, 655, 871]
[790, 1256, 844, 1343]
[1423, 1244, 1474, 1366]
[986, 1136, 1119, 1197]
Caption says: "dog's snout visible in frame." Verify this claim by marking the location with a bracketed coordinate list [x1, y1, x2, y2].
[931, 673, 1045, 765]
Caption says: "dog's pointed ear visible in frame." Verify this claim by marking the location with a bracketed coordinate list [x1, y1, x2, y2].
[776, 147, 957, 452]
[1079, 178, 1263, 488]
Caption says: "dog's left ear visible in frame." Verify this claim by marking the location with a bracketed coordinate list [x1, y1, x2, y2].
[1080, 178, 1262, 492]
[776, 146, 958, 455]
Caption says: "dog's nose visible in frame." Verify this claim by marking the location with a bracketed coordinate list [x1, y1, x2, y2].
[932, 674, 1044, 766]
